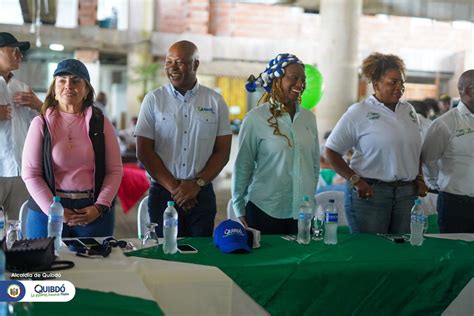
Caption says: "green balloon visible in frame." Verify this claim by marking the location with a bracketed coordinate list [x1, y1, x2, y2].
[301, 64, 324, 110]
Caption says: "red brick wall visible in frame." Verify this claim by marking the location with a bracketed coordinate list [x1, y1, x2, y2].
[157, 0, 209, 34]
[78, 0, 97, 26]
[209, 2, 304, 38]
[187, 0, 210, 34]
[157, 0, 187, 33]
[156, 1, 308, 37]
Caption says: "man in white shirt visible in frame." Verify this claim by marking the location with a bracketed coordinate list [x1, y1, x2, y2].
[0, 33, 42, 219]
[135, 41, 232, 237]
[422, 69, 474, 233]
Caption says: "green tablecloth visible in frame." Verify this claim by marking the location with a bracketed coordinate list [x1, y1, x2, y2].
[129, 233, 474, 316]
[18, 288, 163, 316]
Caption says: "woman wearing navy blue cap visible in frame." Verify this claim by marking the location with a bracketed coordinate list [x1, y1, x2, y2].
[232, 53, 320, 234]
[22, 59, 123, 238]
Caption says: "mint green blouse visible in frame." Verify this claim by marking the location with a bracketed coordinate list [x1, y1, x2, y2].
[232, 102, 320, 219]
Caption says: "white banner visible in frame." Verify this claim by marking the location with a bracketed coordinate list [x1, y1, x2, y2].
[19, 280, 75, 302]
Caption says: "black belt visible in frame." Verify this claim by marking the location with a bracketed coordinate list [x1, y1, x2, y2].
[363, 178, 414, 187]
[442, 191, 474, 201]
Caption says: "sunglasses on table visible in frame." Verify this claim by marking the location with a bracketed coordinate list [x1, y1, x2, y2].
[71, 237, 135, 258]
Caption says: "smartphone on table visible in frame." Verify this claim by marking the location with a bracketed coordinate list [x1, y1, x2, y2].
[78, 238, 101, 247]
[63, 239, 86, 248]
[177, 244, 198, 254]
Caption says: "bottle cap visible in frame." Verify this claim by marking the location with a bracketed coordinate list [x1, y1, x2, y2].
[167, 201, 174, 207]
[329, 199, 335, 203]
[303, 195, 309, 202]
[53, 196, 61, 202]
[415, 198, 421, 205]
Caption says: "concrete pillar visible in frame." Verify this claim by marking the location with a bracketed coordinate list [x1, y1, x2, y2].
[316, 0, 362, 141]
[125, 0, 155, 128]
[74, 49, 100, 92]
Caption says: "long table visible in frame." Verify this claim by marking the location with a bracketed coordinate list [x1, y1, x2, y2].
[10, 246, 164, 315]
[128, 233, 474, 315]
[15, 242, 266, 315]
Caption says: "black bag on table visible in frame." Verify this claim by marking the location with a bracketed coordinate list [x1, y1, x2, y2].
[2, 237, 74, 273]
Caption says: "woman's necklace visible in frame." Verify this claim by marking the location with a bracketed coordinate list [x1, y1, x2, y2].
[61, 113, 82, 149]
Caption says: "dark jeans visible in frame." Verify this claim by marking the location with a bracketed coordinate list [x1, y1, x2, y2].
[437, 191, 474, 233]
[148, 182, 216, 237]
[245, 201, 297, 235]
[26, 197, 115, 238]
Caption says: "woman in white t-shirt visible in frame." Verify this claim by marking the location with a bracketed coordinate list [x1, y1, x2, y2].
[324, 53, 428, 234]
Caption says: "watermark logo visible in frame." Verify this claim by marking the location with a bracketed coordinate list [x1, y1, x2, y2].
[0, 281, 25, 302]
[0, 280, 75, 302]
[27, 281, 75, 302]
[7, 284, 21, 299]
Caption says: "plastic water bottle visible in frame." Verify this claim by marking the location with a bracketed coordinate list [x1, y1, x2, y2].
[47, 196, 64, 254]
[410, 198, 425, 246]
[0, 206, 5, 240]
[163, 201, 178, 254]
[297, 196, 312, 244]
[324, 199, 338, 245]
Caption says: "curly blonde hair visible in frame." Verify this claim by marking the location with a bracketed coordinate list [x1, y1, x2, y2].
[361, 52, 406, 83]
[257, 78, 302, 147]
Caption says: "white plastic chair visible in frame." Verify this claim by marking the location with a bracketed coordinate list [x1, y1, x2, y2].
[226, 199, 242, 225]
[19, 200, 28, 236]
[315, 191, 347, 226]
[137, 195, 150, 239]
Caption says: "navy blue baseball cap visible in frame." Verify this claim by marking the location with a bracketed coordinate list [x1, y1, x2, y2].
[214, 219, 251, 254]
[53, 59, 90, 82]
[0, 32, 30, 50]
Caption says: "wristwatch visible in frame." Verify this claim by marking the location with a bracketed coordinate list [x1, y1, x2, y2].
[196, 178, 206, 188]
[349, 174, 361, 186]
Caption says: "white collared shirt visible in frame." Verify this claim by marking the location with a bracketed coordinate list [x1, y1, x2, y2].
[232, 102, 320, 219]
[135, 82, 231, 180]
[325, 95, 422, 182]
[0, 74, 37, 177]
[422, 101, 474, 196]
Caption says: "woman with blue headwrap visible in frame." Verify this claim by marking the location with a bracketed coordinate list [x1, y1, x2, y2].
[231, 53, 320, 234]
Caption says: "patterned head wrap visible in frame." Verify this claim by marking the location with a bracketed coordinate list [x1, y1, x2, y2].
[246, 53, 303, 93]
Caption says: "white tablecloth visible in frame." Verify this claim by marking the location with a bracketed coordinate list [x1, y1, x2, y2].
[57, 240, 268, 316]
